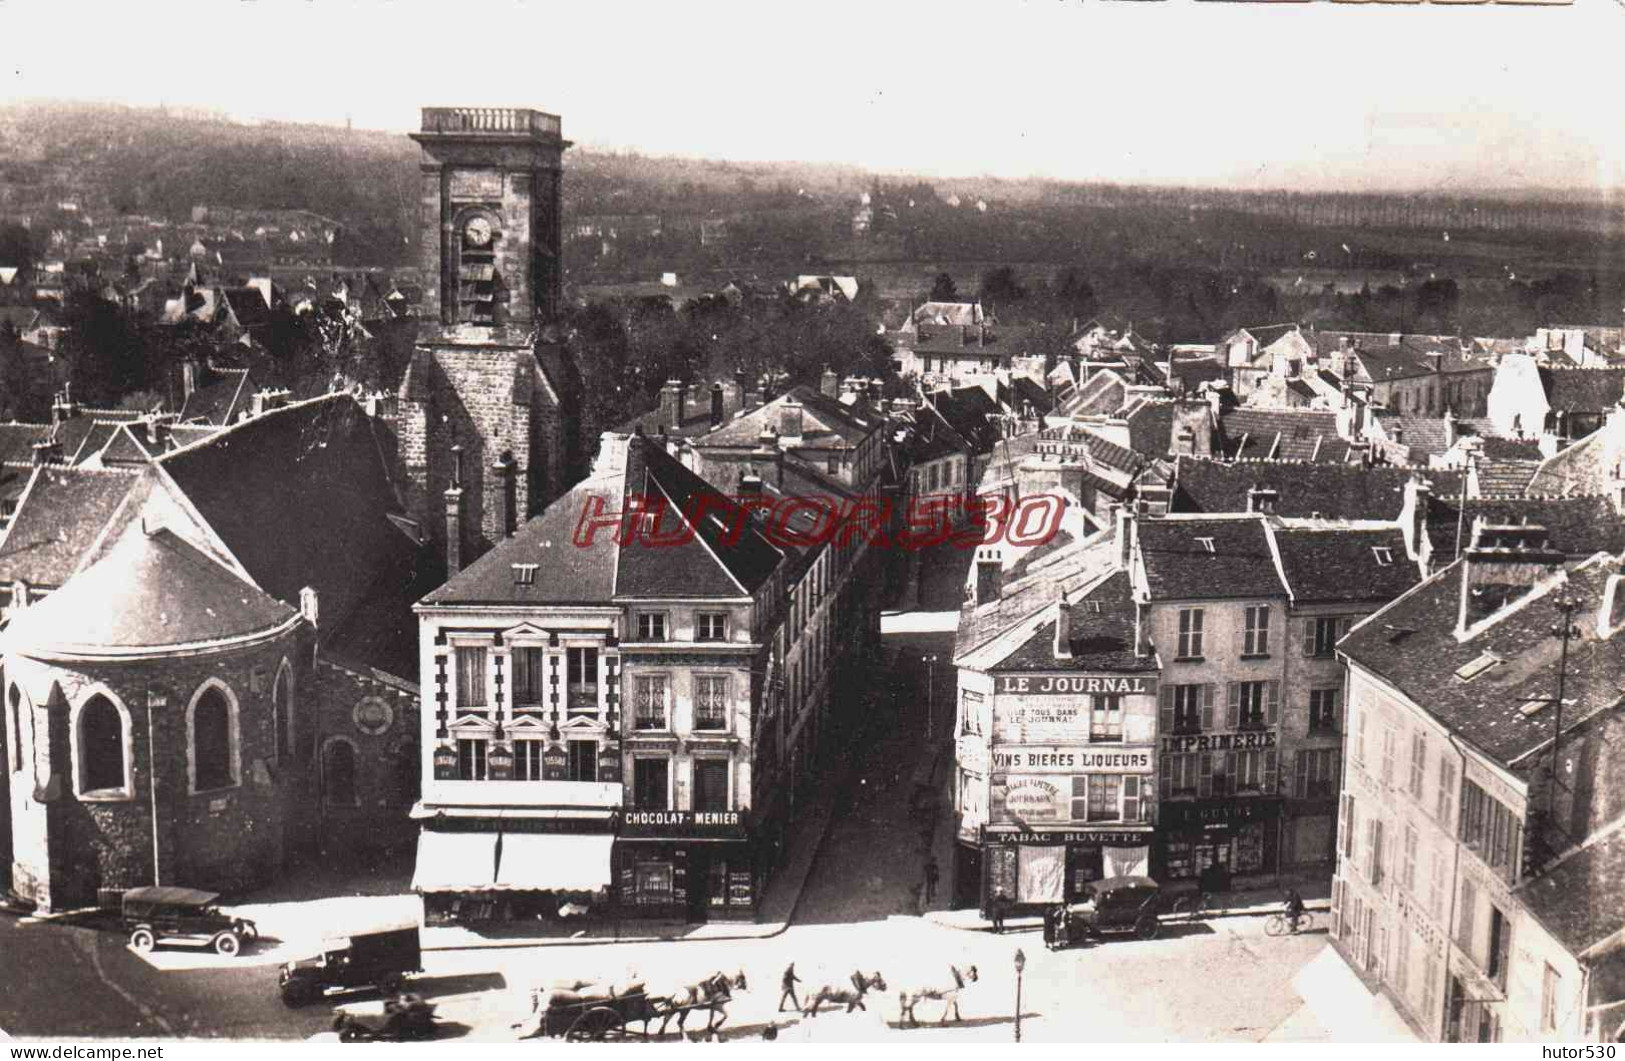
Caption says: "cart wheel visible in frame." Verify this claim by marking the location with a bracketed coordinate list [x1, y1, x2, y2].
[129, 928, 155, 952]
[566, 1007, 626, 1042]
[1135, 914, 1160, 941]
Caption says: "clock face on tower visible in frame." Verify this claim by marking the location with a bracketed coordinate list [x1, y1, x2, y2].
[463, 217, 494, 248]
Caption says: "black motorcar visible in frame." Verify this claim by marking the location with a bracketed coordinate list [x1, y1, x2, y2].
[121, 887, 259, 956]
[279, 925, 423, 1007]
[1050, 876, 1162, 947]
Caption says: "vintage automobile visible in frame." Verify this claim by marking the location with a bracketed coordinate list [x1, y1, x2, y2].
[279, 925, 423, 1007]
[120, 887, 259, 956]
[332, 994, 441, 1042]
[1045, 875, 1162, 948]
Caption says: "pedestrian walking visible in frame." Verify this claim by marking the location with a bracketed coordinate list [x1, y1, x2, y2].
[778, 963, 801, 1012]
[990, 896, 1007, 934]
[924, 856, 940, 903]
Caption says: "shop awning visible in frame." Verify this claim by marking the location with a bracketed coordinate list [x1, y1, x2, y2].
[412, 831, 498, 892]
[494, 833, 614, 892]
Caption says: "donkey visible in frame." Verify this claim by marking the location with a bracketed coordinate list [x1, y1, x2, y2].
[898, 964, 979, 1027]
[803, 970, 888, 1018]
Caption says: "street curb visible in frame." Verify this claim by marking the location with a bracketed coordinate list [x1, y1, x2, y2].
[421, 774, 846, 953]
[922, 899, 1332, 935]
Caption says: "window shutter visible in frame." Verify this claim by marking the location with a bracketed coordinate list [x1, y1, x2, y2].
[1347, 798, 1359, 861]
[1303, 618, 1316, 656]
[1159, 755, 1171, 799]
[1199, 752, 1214, 798]
[1123, 775, 1140, 822]
[1201, 684, 1215, 730]
[1226, 683, 1240, 729]
[1222, 751, 1237, 792]
[1267, 680, 1281, 725]
[1160, 685, 1174, 731]
[1265, 748, 1279, 795]
[1331, 878, 1343, 940]
[1296, 752, 1309, 799]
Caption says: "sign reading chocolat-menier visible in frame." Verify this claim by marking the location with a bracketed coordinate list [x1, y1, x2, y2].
[619, 810, 749, 840]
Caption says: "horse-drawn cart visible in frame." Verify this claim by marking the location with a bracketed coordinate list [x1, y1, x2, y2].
[525, 971, 746, 1042]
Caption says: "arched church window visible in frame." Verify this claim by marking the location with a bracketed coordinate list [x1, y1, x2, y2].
[190, 684, 238, 792]
[273, 662, 294, 762]
[78, 695, 126, 794]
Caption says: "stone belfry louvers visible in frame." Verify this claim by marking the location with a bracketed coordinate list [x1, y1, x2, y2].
[397, 106, 573, 566]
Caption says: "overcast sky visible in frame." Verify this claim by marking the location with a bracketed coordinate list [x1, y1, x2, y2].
[4, 0, 1621, 193]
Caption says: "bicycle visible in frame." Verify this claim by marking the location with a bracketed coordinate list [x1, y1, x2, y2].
[1168, 893, 1211, 923]
[1265, 911, 1315, 936]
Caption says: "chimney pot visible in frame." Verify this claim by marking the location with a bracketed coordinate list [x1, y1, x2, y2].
[710, 381, 725, 428]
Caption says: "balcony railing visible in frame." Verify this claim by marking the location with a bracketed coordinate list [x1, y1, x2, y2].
[420, 107, 563, 138]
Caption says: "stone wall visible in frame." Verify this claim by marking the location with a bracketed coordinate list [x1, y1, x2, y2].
[5, 627, 317, 910]
[312, 659, 420, 859]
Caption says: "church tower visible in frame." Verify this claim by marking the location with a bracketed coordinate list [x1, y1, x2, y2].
[397, 107, 575, 567]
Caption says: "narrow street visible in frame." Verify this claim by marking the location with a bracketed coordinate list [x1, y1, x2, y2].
[0, 542, 1395, 1043]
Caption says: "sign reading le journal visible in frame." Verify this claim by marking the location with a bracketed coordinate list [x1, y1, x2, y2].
[995, 674, 1155, 696]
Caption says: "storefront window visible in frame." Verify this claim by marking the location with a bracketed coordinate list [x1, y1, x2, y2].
[633, 862, 674, 904]
[709, 860, 729, 908]
[1235, 823, 1267, 873]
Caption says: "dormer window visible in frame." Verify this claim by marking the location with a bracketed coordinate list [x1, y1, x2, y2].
[1372, 547, 1393, 566]
[1196, 537, 1216, 553]
[512, 563, 538, 586]
[1455, 652, 1503, 683]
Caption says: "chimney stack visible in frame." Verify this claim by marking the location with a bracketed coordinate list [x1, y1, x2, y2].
[30, 438, 63, 466]
[494, 451, 517, 538]
[299, 586, 320, 627]
[1116, 506, 1135, 570]
[974, 547, 1003, 607]
[710, 381, 725, 428]
[181, 359, 198, 402]
[779, 398, 804, 446]
[659, 379, 684, 430]
[144, 413, 170, 449]
[1457, 518, 1566, 635]
[821, 367, 839, 399]
[446, 445, 465, 577]
[1053, 590, 1073, 659]
[734, 367, 748, 412]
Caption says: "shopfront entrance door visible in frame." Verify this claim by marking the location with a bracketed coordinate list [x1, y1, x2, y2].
[686, 849, 710, 923]
[1196, 833, 1233, 892]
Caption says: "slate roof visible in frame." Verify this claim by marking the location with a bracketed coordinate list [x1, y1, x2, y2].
[1541, 367, 1625, 414]
[1340, 553, 1625, 766]
[1033, 422, 1145, 477]
[615, 382, 743, 439]
[1375, 415, 1501, 458]
[0, 423, 53, 464]
[907, 323, 1038, 358]
[159, 394, 412, 639]
[911, 301, 984, 327]
[1125, 400, 1176, 457]
[1136, 517, 1288, 602]
[1271, 526, 1419, 605]
[904, 402, 970, 464]
[991, 571, 1156, 674]
[1172, 457, 1460, 521]
[0, 465, 138, 588]
[931, 386, 1003, 455]
[1219, 409, 1352, 462]
[1066, 370, 1128, 418]
[180, 368, 252, 426]
[1238, 323, 1301, 351]
[424, 434, 784, 607]
[700, 385, 879, 450]
[1352, 344, 1435, 383]
[954, 526, 1123, 664]
[1518, 814, 1625, 959]
[1009, 376, 1055, 417]
[1423, 495, 1625, 565]
[2, 527, 296, 657]
[220, 287, 273, 332]
[1473, 459, 1542, 497]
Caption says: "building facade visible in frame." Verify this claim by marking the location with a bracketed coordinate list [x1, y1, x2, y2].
[411, 434, 786, 924]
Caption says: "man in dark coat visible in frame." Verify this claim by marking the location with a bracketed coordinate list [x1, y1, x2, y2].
[778, 963, 801, 1012]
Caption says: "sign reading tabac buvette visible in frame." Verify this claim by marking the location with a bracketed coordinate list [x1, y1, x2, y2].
[994, 674, 1156, 697]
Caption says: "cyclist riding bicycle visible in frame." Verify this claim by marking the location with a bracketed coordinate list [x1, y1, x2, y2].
[1283, 888, 1305, 934]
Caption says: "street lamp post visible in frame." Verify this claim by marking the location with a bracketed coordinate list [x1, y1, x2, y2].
[1014, 947, 1026, 1042]
[921, 654, 939, 741]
